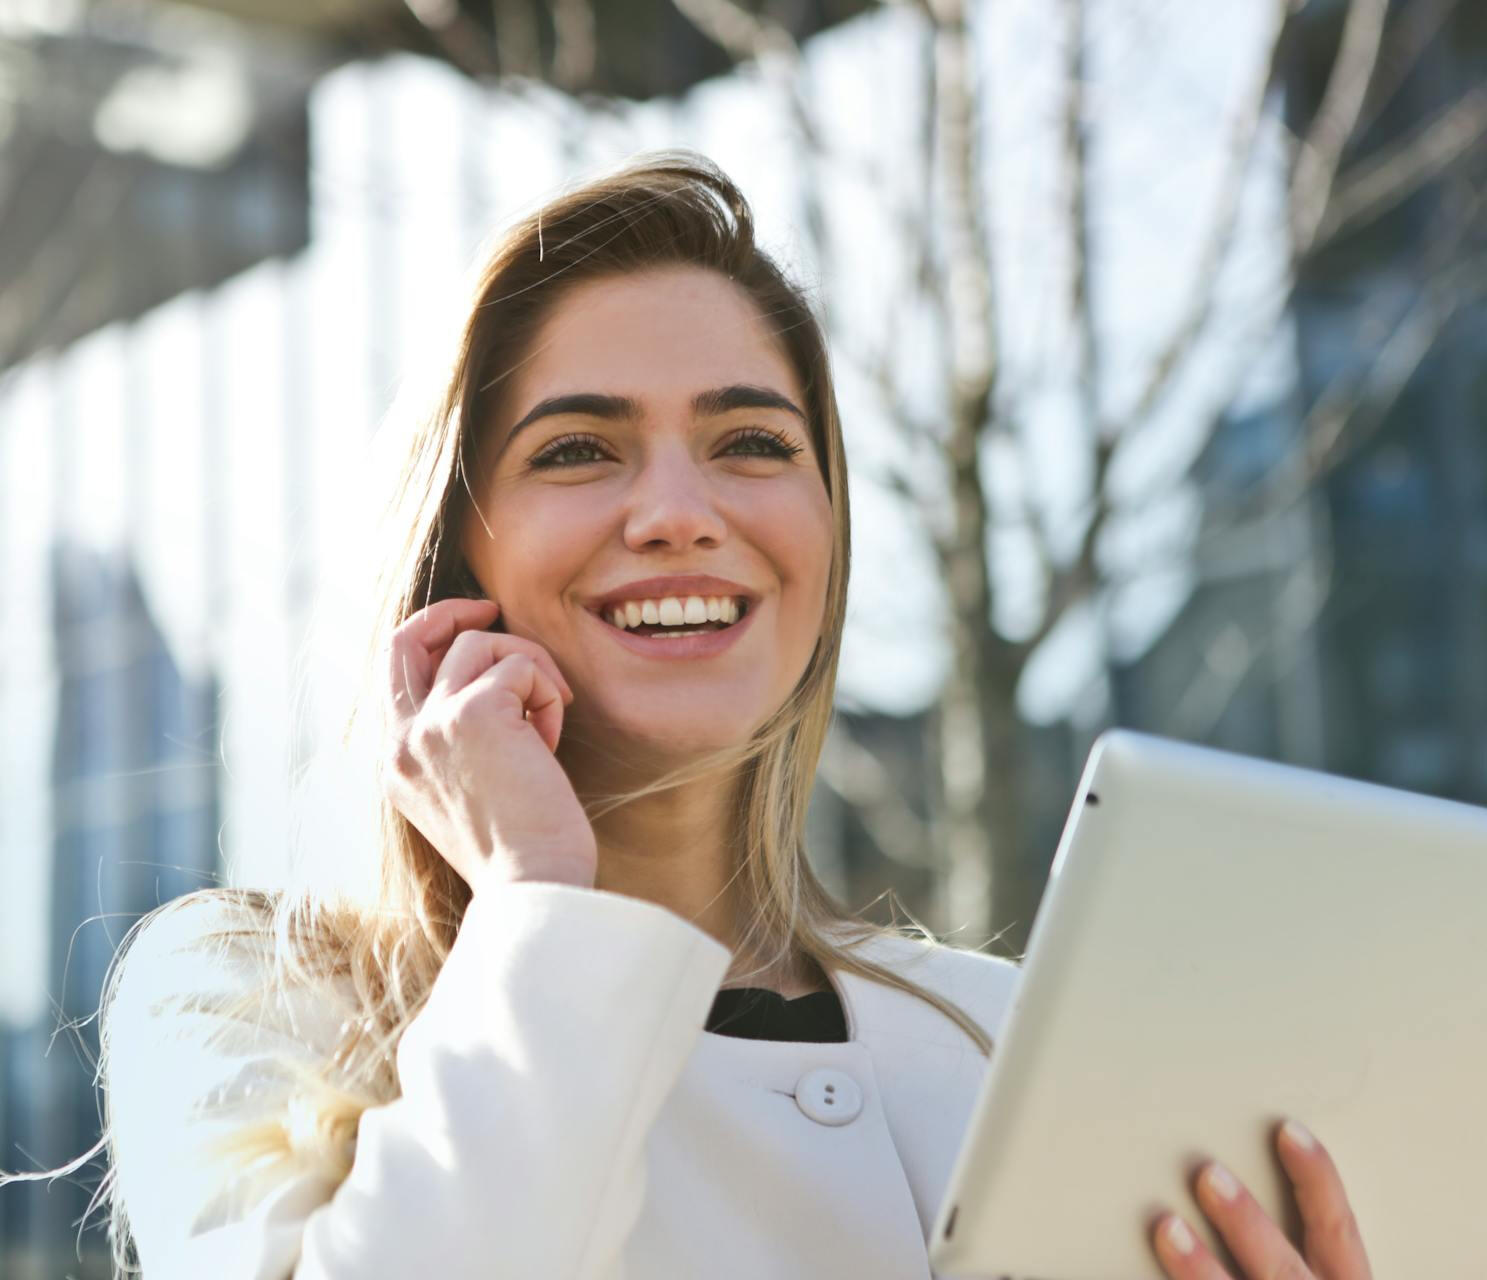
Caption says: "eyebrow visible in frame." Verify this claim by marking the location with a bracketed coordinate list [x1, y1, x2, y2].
[498, 383, 806, 456]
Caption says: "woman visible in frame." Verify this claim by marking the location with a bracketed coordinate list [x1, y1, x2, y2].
[76, 152, 1367, 1278]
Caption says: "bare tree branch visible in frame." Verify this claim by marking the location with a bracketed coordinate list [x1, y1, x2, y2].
[1160, 555, 1334, 743]
[1113, 127, 1486, 550]
[996, 425, 1058, 620]
[672, 0, 936, 218]
[669, 0, 796, 61]
[1109, 0, 1292, 440]
[667, 0, 846, 335]
[1097, 0, 1435, 559]
[921, 0, 1024, 940]
[1064, 0, 1098, 442]
[1099, 244, 1487, 583]
[851, 458, 929, 512]
[1022, 435, 1113, 657]
[1025, 0, 1104, 661]
[1301, 254, 1487, 479]
[548, 0, 597, 91]
[926, 0, 997, 422]
[1054, 151, 1484, 609]
[497, 0, 545, 79]
[1311, 84, 1487, 249]
[836, 333, 943, 442]
[399, 0, 501, 78]
[869, 0, 931, 15]
[1290, 0, 1391, 255]
[816, 725, 934, 870]
[1353, 0, 1464, 139]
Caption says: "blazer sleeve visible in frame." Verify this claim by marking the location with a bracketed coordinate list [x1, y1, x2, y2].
[106, 877, 735, 1280]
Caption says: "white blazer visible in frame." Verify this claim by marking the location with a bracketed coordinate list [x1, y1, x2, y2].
[107, 881, 1022, 1279]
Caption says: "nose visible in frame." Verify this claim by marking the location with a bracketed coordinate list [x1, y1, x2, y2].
[621, 444, 727, 552]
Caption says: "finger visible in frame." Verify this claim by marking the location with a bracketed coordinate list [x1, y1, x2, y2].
[423, 606, 504, 686]
[461, 653, 566, 754]
[1193, 1161, 1311, 1280]
[1151, 1212, 1233, 1280]
[429, 630, 574, 709]
[386, 599, 501, 717]
[490, 630, 575, 705]
[402, 596, 501, 648]
[1276, 1119, 1373, 1280]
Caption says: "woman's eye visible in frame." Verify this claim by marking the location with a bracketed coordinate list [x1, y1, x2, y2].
[726, 428, 806, 460]
[527, 427, 805, 470]
[528, 434, 610, 469]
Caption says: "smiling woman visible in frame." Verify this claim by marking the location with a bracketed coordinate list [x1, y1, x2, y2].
[44, 151, 1028, 1280]
[464, 265, 835, 802]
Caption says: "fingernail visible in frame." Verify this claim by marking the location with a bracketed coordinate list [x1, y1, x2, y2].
[1204, 1163, 1240, 1201]
[1164, 1216, 1196, 1255]
[1281, 1118, 1316, 1151]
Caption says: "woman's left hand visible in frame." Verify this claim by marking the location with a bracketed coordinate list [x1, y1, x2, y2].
[1152, 1119, 1374, 1279]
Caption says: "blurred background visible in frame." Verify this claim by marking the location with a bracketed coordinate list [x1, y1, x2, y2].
[2, 0, 1484, 1272]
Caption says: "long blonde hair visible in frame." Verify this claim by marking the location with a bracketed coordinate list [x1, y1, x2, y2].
[3, 149, 993, 1276]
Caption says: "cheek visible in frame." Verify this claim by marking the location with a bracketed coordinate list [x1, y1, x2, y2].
[752, 483, 835, 604]
[480, 491, 602, 603]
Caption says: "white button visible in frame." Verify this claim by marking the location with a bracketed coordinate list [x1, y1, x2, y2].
[794, 1068, 863, 1126]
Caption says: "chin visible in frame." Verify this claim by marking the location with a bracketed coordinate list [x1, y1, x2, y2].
[620, 718, 756, 760]
[569, 700, 765, 769]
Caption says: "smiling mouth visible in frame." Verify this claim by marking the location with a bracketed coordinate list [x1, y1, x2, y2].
[593, 600, 751, 638]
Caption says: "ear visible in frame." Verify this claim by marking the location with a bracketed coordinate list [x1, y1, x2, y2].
[454, 559, 506, 632]
[453, 557, 486, 600]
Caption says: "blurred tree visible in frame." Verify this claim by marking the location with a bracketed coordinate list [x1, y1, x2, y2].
[667, 0, 1487, 952]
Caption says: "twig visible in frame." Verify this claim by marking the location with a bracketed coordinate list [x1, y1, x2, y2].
[816, 724, 933, 869]
[1290, 0, 1391, 255]
[1312, 85, 1487, 249]
[399, 0, 501, 78]
[1110, 0, 1292, 440]
[548, 0, 597, 91]
[1112, 244, 1487, 571]
[1353, 0, 1464, 139]
[1302, 255, 1487, 480]
[1161, 554, 1334, 743]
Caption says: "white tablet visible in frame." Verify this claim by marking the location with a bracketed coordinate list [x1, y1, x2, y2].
[927, 728, 1487, 1280]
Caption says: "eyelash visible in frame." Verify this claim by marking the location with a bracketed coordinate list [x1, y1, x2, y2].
[528, 427, 805, 470]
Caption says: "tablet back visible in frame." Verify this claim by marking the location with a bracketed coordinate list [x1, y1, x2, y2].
[928, 729, 1487, 1280]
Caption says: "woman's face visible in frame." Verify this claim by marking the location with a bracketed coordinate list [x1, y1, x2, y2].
[461, 265, 835, 766]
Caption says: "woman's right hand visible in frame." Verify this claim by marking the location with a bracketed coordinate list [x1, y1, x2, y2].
[381, 596, 598, 892]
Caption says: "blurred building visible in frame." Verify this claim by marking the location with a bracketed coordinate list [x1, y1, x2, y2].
[1295, 0, 1487, 797]
[1115, 0, 1487, 805]
[0, 547, 220, 1277]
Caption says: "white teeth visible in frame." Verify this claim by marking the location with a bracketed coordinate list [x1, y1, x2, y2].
[601, 594, 749, 631]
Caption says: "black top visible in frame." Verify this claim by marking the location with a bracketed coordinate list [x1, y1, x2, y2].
[705, 985, 848, 1042]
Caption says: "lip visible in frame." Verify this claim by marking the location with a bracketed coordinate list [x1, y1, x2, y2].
[584, 592, 759, 660]
[585, 574, 759, 614]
